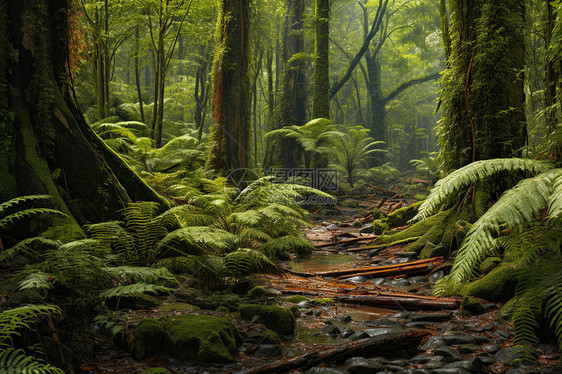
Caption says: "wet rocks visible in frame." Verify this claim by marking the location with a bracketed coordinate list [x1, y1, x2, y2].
[321, 324, 341, 337]
[434, 346, 463, 362]
[346, 357, 384, 373]
[409, 312, 452, 323]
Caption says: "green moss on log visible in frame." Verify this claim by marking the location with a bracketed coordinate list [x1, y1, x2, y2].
[463, 263, 520, 302]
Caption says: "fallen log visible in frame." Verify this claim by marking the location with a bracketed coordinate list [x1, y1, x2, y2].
[336, 261, 440, 280]
[335, 294, 461, 310]
[237, 330, 429, 374]
[314, 235, 377, 248]
[315, 257, 443, 278]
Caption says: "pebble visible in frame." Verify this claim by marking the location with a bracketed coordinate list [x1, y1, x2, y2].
[434, 346, 462, 362]
[306, 368, 346, 374]
[420, 336, 445, 350]
[442, 332, 477, 345]
[386, 278, 411, 287]
[430, 368, 471, 374]
[410, 354, 434, 364]
[396, 252, 418, 259]
[371, 278, 388, 286]
[365, 318, 403, 328]
[382, 364, 405, 372]
[408, 276, 427, 284]
[493, 346, 524, 365]
[254, 344, 281, 357]
[320, 324, 341, 337]
[347, 359, 384, 373]
[423, 357, 445, 369]
[457, 344, 480, 354]
[347, 276, 368, 283]
[409, 312, 452, 323]
[442, 356, 482, 372]
[339, 315, 353, 322]
[428, 270, 445, 285]
[341, 329, 355, 338]
[348, 331, 370, 341]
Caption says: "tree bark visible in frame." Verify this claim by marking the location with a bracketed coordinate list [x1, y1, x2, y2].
[313, 0, 330, 118]
[0, 0, 167, 230]
[439, 0, 527, 171]
[209, 0, 251, 172]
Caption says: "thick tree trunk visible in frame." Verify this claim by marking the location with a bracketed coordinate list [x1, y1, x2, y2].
[313, 0, 330, 119]
[209, 0, 251, 172]
[439, 0, 527, 171]
[134, 26, 145, 123]
[0, 0, 167, 230]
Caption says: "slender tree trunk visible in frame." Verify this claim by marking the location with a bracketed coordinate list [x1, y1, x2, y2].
[0, 0, 167, 229]
[209, 0, 251, 172]
[545, 0, 559, 133]
[266, 47, 275, 124]
[313, 0, 330, 118]
[134, 26, 145, 123]
[264, 0, 306, 169]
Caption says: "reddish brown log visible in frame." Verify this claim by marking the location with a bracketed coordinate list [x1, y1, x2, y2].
[314, 235, 377, 248]
[237, 330, 429, 374]
[315, 257, 444, 278]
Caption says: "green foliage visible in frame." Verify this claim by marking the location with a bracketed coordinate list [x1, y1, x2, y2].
[0, 348, 64, 374]
[409, 151, 442, 184]
[258, 235, 314, 260]
[0, 195, 67, 231]
[99, 282, 174, 299]
[223, 248, 280, 277]
[103, 266, 178, 286]
[0, 305, 61, 348]
[329, 125, 386, 188]
[411, 158, 552, 222]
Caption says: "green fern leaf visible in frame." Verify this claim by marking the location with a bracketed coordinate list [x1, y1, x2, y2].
[0, 348, 64, 374]
[100, 283, 173, 299]
[411, 158, 552, 223]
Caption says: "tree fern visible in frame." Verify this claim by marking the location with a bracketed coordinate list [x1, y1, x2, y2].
[411, 158, 552, 222]
[446, 169, 561, 288]
[103, 266, 178, 286]
[0, 348, 64, 374]
[223, 249, 280, 277]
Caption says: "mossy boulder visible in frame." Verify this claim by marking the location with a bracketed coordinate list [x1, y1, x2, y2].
[195, 293, 242, 312]
[372, 208, 383, 220]
[372, 219, 389, 235]
[239, 304, 296, 337]
[480, 257, 502, 274]
[463, 263, 520, 302]
[132, 318, 171, 360]
[165, 314, 242, 363]
[106, 293, 162, 310]
[386, 201, 423, 228]
[158, 302, 200, 312]
[461, 296, 485, 316]
[247, 285, 280, 298]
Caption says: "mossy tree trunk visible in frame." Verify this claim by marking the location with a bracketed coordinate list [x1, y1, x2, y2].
[313, 0, 330, 119]
[0, 0, 167, 231]
[264, 0, 307, 169]
[91, 1, 110, 120]
[439, 0, 527, 171]
[209, 0, 251, 172]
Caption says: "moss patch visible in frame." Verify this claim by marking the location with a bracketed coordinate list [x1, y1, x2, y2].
[195, 293, 242, 312]
[461, 296, 485, 316]
[165, 314, 241, 363]
[463, 263, 520, 302]
[372, 219, 389, 235]
[239, 304, 296, 337]
[106, 293, 161, 310]
[285, 295, 309, 304]
[158, 303, 200, 312]
[480, 257, 502, 274]
[132, 318, 171, 360]
[386, 201, 423, 228]
[311, 298, 335, 306]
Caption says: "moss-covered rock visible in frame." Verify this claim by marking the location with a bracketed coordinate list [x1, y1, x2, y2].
[106, 293, 162, 310]
[239, 304, 296, 337]
[165, 314, 242, 363]
[480, 257, 502, 274]
[141, 368, 172, 374]
[158, 302, 200, 312]
[372, 219, 389, 235]
[463, 264, 520, 302]
[132, 318, 171, 360]
[372, 208, 383, 220]
[195, 293, 242, 312]
[247, 285, 280, 298]
[461, 296, 485, 316]
[386, 201, 423, 228]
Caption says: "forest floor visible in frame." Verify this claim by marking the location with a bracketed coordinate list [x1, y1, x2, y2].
[86, 184, 562, 374]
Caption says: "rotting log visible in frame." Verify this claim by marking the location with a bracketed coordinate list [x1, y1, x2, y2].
[335, 294, 461, 310]
[315, 257, 443, 278]
[345, 236, 421, 253]
[237, 330, 429, 374]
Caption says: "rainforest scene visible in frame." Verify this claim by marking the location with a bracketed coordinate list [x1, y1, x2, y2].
[1, 0, 562, 373]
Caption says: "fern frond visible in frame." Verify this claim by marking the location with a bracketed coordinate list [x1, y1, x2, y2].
[448, 171, 557, 287]
[0, 305, 61, 347]
[18, 273, 53, 292]
[223, 249, 280, 276]
[0, 237, 59, 263]
[0, 348, 64, 374]
[411, 159, 553, 223]
[0, 195, 52, 216]
[158, 227, 238, 254]
[103, 266, 178, 286]
[100, 283, 173, 299]
[0, 209, 68, 230]
[544, 272, 562, 349]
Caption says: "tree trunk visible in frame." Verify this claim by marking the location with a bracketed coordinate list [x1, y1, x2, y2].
[209, 0, 251, 172]
[313, 0, 330, 119]
[134, 26, 145, 123]
[0, 0, 167, 231]
[439, 0, 527, 171]
[264, 0, 306, 169]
